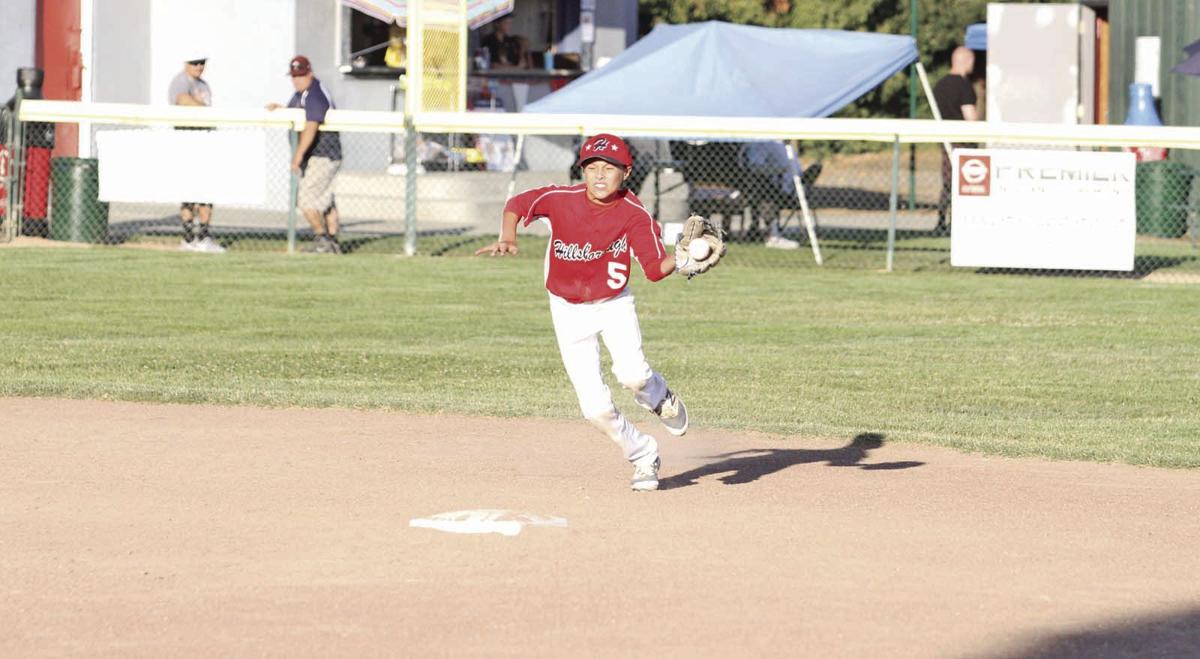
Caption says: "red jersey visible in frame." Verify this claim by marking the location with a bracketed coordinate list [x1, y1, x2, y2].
[506, 184, 669, 303]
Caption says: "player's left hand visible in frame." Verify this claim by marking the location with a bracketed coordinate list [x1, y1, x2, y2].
[475, 239, 519, 256]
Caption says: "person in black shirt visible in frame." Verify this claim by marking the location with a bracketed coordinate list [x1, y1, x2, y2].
[480, 17, 528, 68]
[932, 46, 979, 235]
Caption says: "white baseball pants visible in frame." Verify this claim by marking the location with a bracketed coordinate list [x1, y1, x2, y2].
[548, 290, 667, 463]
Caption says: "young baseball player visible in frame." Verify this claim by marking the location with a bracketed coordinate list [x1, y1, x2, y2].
[476, 133, 724, 491]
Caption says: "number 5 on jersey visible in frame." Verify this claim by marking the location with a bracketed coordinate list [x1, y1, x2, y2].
[607, 261, 628, 289]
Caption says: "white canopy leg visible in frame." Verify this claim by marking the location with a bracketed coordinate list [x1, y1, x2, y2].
[786, 142, 822, 266]
[915, 61, 952, 159]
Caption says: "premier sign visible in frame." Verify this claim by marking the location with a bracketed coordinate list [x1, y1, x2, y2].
[950, 148, 1136, 271]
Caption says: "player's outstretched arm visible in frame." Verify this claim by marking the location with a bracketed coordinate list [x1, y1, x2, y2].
[658, 256, 678, 279]
[475, 211, 522, 256]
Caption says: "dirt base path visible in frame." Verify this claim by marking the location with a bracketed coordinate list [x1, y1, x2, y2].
[4, 397, 1200, 657]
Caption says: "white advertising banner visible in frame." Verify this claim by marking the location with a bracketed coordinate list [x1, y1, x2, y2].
[951, 148, 1136, 271]
[95, 128, 273, 207]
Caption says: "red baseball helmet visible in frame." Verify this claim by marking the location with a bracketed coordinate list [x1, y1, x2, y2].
[578, 133, 632, 168]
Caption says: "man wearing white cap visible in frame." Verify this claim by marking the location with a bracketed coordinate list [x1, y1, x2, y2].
[167, 54, 224, 253]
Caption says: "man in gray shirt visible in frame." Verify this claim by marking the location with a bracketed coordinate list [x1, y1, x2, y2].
[168, 54, 224, 253]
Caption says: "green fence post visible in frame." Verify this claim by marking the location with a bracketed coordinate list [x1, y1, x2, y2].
[2, 109, 15, 242]
[287, 129, 298, 254]
[887, 135, 900, 272]
[1, 106, 11, 242]
[404, 115, 417, 256]
[9, 101, 26, 240]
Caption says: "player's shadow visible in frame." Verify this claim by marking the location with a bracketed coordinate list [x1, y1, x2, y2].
[977, 605, 1200, 658]
[659, 432, 923, 490]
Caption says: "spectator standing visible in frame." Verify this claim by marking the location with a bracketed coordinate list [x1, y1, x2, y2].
[268, 55, 344, 254]
[168, 54, 225, 253]
[932, 46, 979, 235]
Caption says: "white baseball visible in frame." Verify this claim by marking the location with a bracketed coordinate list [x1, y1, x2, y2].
[687, 240, 712, 261]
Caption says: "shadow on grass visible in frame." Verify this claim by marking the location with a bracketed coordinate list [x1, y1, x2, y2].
[104, 215, 479, 255]
[980, 606, 1200, 659]
[106, 215, 180, 244]
[809, 186, 908, 211]
[976, 254, 1197, 280]
[659, 432, 923, 490]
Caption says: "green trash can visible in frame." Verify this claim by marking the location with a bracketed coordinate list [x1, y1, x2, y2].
[1135, 160, 1195, 239]
[49, 157, 109, 243]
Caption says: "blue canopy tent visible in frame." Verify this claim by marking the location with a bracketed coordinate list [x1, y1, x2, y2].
[520, 21, 919, 262]
[965, 23, 987, 51]
[525, 21, 918, 117]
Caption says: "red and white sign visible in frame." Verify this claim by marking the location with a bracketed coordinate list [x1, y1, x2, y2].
[957, 154, 991, 196]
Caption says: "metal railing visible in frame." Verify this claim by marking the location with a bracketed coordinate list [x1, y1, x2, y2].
[4, 100, 1195, 281]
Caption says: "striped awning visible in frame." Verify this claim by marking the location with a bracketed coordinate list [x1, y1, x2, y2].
[341, 0, 514, 30]
[465, 0, 514, 29]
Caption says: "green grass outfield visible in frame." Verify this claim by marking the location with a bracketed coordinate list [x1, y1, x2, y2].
[2, 246, 1197, 467]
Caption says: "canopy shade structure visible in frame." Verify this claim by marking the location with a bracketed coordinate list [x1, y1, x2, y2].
[521, 22, 919, 267]
[342, 0, 513, 30]
[965, 23, 987, 51]
[1172, 38, 1200, 76]
[524, 21, 918, 118]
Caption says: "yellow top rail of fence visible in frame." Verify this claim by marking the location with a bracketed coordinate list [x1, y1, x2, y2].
[17, 100, 301, 129]
[18, 100, 1200, 149]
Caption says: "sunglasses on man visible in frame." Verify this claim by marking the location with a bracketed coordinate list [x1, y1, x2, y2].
[187, 59, 207, 66]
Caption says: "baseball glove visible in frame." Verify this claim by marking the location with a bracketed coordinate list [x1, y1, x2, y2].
[675, 214, 726, 279]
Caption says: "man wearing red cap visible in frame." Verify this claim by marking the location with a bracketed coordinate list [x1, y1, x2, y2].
[477, 133, 720, 491]
[267, 55, 343, 253]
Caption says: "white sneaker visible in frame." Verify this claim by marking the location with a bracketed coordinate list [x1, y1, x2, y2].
[194, 237, 226, 253]
[631, 455, 661, 491]
[179, 239, 197, 252]
[765, 235, 800, 250]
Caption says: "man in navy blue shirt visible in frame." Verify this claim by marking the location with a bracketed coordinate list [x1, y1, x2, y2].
[268, 55, 344, 253]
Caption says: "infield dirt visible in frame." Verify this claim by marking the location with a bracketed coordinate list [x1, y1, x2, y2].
[4, 397, 1200, 657]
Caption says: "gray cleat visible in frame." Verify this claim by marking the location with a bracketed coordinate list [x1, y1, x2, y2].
[654, 389, 688, 436]
[630, 455, 661, 491]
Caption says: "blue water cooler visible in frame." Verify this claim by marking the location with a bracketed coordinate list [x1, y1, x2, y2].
[1124, 83, 1167, 162]
[1124, 82, 1163, 126]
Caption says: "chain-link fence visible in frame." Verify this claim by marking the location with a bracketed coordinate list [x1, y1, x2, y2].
[3, 104, 1198, 280]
